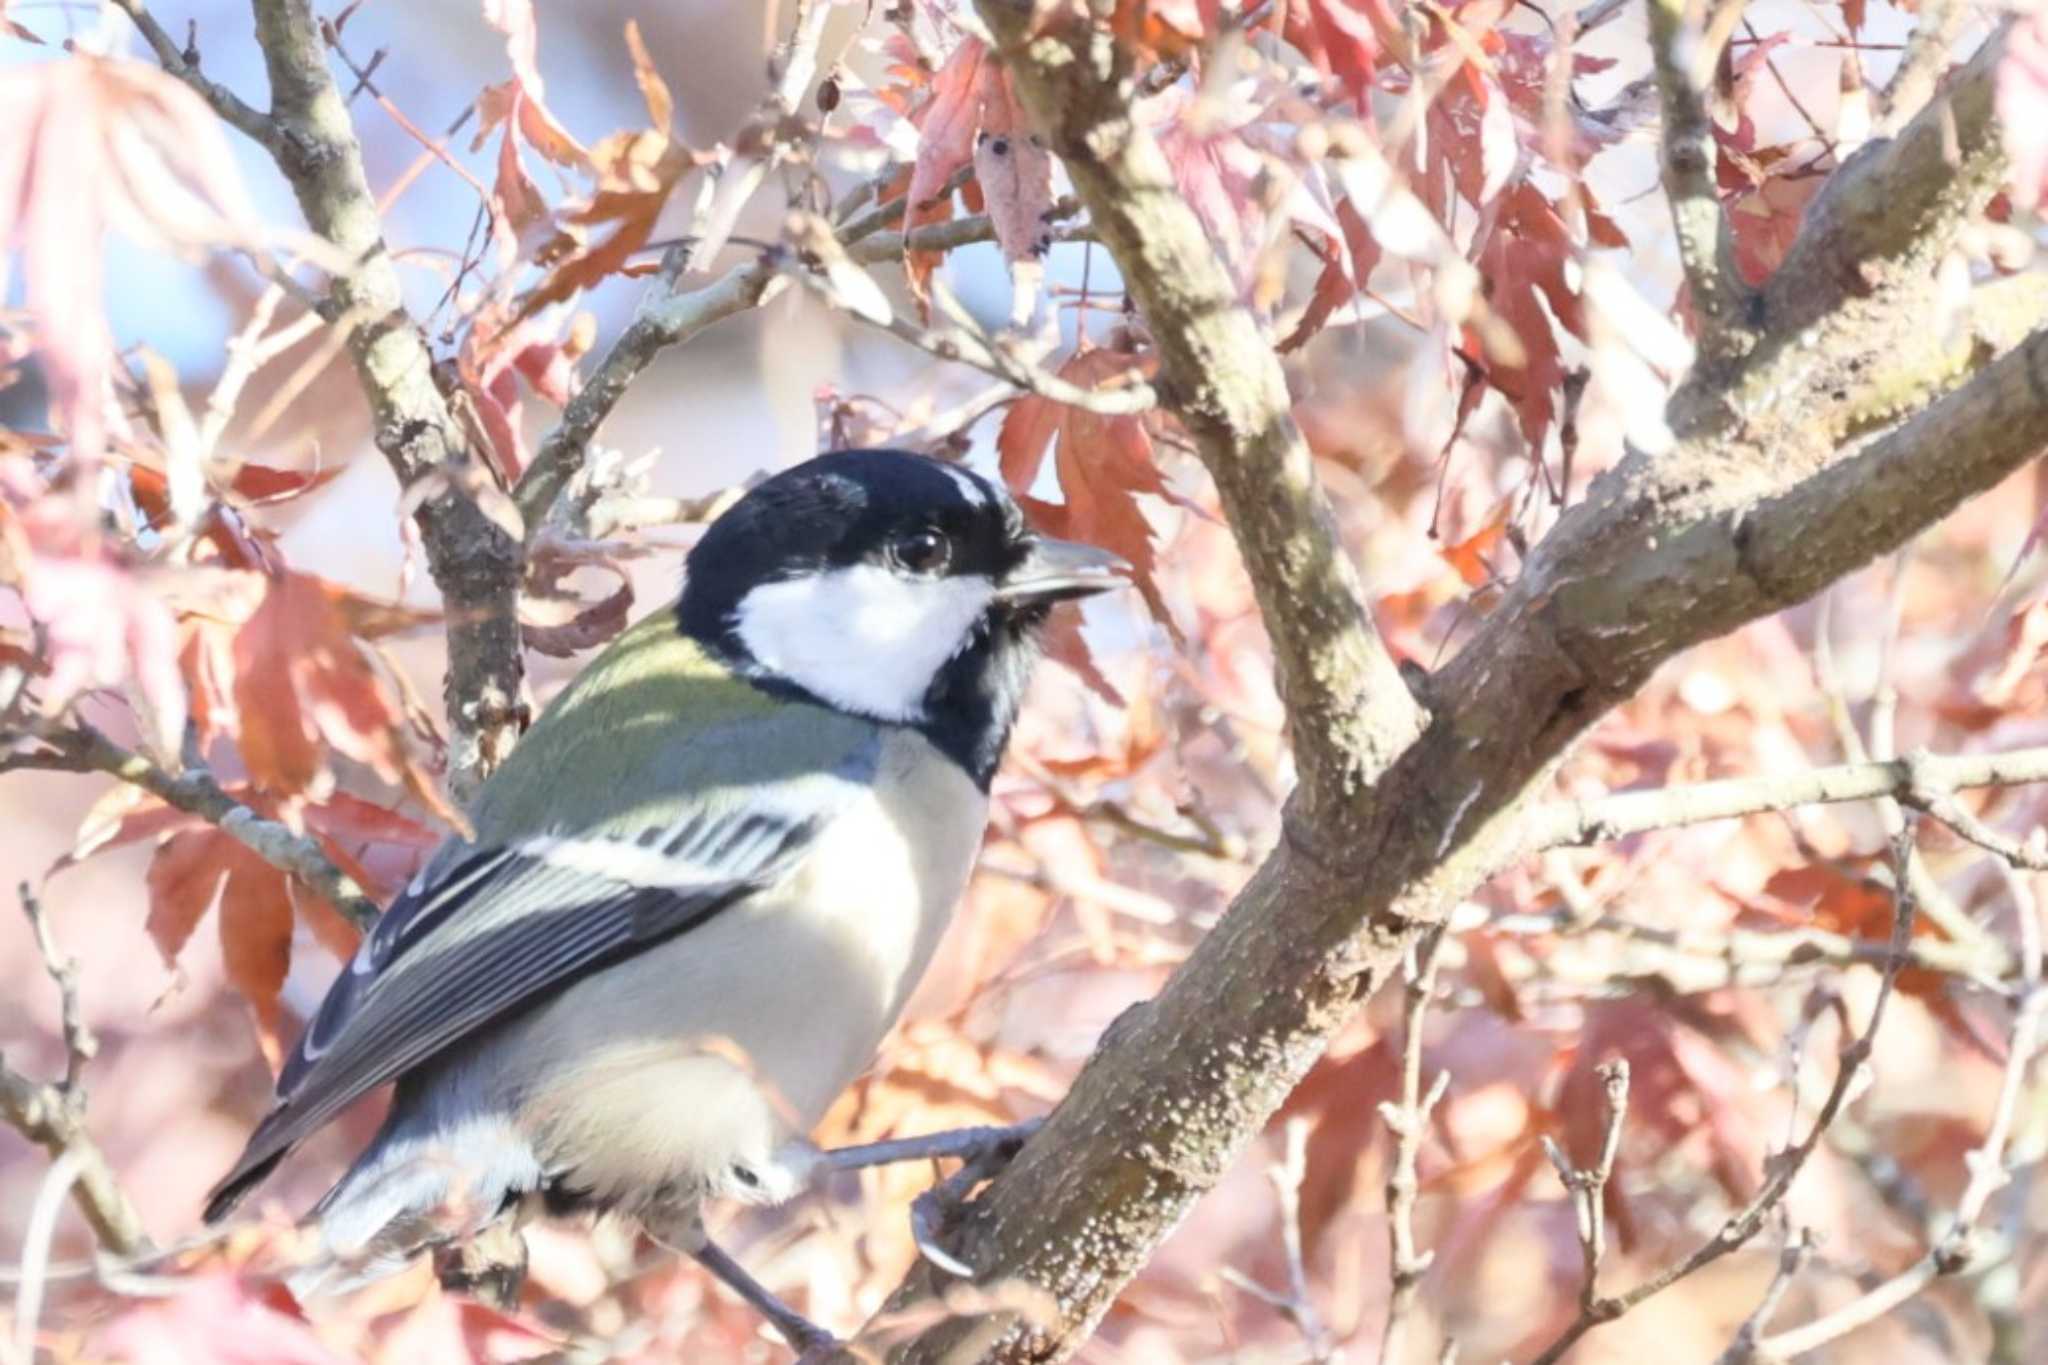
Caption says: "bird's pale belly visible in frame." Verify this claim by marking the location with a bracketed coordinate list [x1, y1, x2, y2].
[483, 733, 988, 1215]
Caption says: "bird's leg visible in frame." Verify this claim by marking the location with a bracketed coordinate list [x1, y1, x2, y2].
[813, 1118, 1042, 1174]
[691, 1241, 839, 1355]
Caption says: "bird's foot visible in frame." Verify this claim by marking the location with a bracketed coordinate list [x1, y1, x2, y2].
[691, 1240, 840, 1359]
[817, 1119, 1043, 1279]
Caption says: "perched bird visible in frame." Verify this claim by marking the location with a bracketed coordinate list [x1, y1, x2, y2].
[204, 449, 1126, 1323]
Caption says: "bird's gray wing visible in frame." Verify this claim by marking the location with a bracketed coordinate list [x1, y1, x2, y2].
[205, 718, 878, 1221]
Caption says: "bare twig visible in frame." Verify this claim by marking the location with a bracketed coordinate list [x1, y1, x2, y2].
[1756, 867, 2046, 1361]
[1713, 1226, 1816, 1364]
[1812, 590, 2008, 962]
[1539, 1058, 1631, 1322]
[514, 250, 784, 541]
[1219, 1119, 1333, 1362]
[0, 888, 152, 1260]
[20, 885, 93, 1091]
[1647, 0, 1754, 365]
[517, 189, 1086, 541]
[1380, 925, 1450, 1365]
[1525, 745, 2048, 867]
[1487, 904, 2009, 996]
[4, 724, 379, 928]
[1529, 828, 1918, 1365]
[679, 0, 834, 267]
[111, 0, 282, 152]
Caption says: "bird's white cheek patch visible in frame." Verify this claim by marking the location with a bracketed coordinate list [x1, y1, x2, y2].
[731, 565, 994, 722]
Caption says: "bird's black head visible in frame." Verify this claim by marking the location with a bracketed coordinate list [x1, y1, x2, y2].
[678, 449, 1126, 786]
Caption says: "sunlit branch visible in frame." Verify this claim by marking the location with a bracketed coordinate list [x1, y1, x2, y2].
[3, 723, 379, 929]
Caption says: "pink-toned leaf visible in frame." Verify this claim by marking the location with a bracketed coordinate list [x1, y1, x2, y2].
[16, 552, 188, 754]
[904, 38, 992, 228]
[217, 837, 293, 1028]
[0, 56, 260, 458]
[972, 125, 1055, 264]
[93, 1273, 350, 1365]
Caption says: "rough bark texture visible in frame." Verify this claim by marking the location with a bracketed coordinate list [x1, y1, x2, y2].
[847, 15, 2047, 1364]
[252, 0, 525, 803]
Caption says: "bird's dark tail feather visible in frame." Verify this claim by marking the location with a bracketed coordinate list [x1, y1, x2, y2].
[203, 1145, 290, 1224]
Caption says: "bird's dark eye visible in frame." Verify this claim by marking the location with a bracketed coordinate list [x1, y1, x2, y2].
[891, 529, 951, 575]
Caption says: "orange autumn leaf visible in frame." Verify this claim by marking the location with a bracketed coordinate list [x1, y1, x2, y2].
[1440, 510, 1509, 587]
[231, 572, 454, 825]
[997, 348, 1176, 639]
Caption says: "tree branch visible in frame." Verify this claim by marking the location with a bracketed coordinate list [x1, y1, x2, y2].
[832, 12, 2048, 1360]
[1522, 745, 2048, 858]
[111, 0, 282, 153]
[976, 1, 1429, 826]
[1876, 0, 1965, 137]
[1539, 1058, 1630, 1329]
[0, 886, 152, 1259]
[1755, 884, 2045, 1359]
[249, 0, 523, 803]
[515, 0, 839, 540]
[5, 724, 379, 929]
[1648, 0, 1754, 366]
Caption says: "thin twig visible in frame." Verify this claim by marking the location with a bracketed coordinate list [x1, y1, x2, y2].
[1812, 589, 2008, 965]
[20, 885, 93, 1091]
[1380, 925, 1450, 1365]
[0, 888, 152, 1259]
[1756, 861, 2046, 1360]
[1524, 745, 2048, 873]
[791, 266, 1155, 416]
[1218, 1119, 1333, 1361]
[1540, 1058, 1631, 1320]
[110, 0, 282, 153]
[1713, 1226, 1816, 1364]
[1486, 905, 2009, 996]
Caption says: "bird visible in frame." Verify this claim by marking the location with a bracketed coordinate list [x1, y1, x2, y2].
[201, 448, 1127, 1331]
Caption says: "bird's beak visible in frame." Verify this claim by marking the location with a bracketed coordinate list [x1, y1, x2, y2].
[996, 537, 1131, 605]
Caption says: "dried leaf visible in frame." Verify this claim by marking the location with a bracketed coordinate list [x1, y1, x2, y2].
[479, 0, 588, 168]
[998, 349, 1177, 634]
[513, 129, 697, 321]
[972, 127, 1055, 265]
[623, 19, 673, 131]
[231, 572, 452, 822]
[145, 828, 227, 967]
